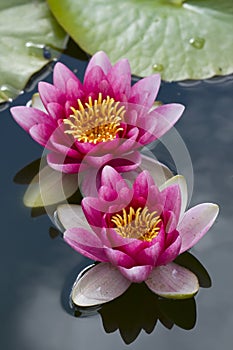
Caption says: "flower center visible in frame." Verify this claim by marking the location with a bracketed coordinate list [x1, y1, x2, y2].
[111, 207, 161, 242]
[63, 93, 125, 144]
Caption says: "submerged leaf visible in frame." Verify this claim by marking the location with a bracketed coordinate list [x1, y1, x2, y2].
[47, 0, 233, 81]
[0, 0, 67, 103]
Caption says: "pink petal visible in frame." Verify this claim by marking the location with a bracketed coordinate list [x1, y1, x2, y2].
[48, 125, 82, 158]
[101, 165, 129, 191]
[29, 123, 55, 147]
[104, 246, 135, 268]
[38, 82, 66, 108]
[74, 140, 96, 155]
[46, 102, 65, 120]
[149, 103, 185, 139]
[66, 78, 84, 101]
[131, 170, 158, 207]
[129, 74, 161, 108]
[136, 242, 163, 266]
[84, 51, 112, 77]
[81, 197, 105, 228]
[178, 203, 219, 253]
[71, 262, 131, 307]
[118, 265, 154, 283]
[102, 228, 140, 251]
[53, 62, 81, 93]
[98, 186, 118, 202]
[145, 262, 199, 299]
[85, 154, 113, 168]
[108, 151, 141, 173]
[117, 127, 139, 153]
[107, 59, 131, 100]
[11, 106, 55, 132]
[64, 227, 108, 262]
[84, 66, 111, 97]
[47, 152, 83, 173]
[156, 232, 182, 266]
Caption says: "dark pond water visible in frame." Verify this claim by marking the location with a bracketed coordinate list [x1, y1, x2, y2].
[1, 45, 233, 349]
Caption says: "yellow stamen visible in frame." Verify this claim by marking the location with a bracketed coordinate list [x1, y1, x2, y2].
[111, 207, 161, 242]
[63, 93, 125, 144]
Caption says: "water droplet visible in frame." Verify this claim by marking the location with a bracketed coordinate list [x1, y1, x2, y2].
[152, 64, 164, 72]
[189, 37, 205, 49]
[43, 46, 51, 60]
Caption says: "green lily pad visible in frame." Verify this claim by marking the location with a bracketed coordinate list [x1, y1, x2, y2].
[0, 0, 67, 103]
[47, 0, 233, 81]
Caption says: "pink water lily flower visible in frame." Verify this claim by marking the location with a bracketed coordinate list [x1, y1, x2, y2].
[57, 166, 219, 305]
[11, 51, 184, 174]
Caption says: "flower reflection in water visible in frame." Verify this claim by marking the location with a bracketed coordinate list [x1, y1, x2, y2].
[69, 252, 211, 345]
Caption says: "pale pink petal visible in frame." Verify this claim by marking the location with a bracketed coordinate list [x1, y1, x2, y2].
[84, 51, 112, 77]
[64, 227, 108, 262]
[178, 203, 219, 253]
[163, 211, 179, 233]
[79, 168, 101, 197]
[160, 175, 188, 221]
[145, 262, 199, 299]
[139, 154, 173, 186]
[57, 204, 89, 230]
[129, 74, 161, 108]
[160, 184, 181, 220]
[71, 262, 131, 307]
[11, 106, 55, 132]
[118, 265, 153, 283]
